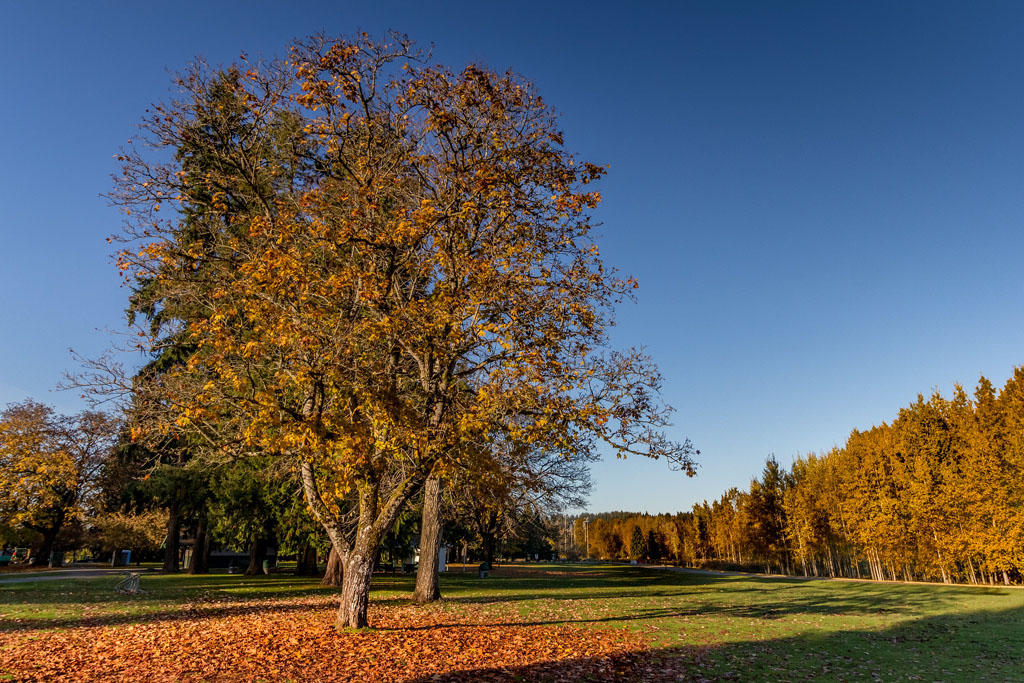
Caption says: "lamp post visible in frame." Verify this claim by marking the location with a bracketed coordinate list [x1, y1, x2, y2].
[584, 518, 590, 559]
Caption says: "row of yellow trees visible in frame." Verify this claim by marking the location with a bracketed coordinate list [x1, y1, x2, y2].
[570, 512, 694, 562]
[780, 371, 1024, 585]
[578, 370, 1024, 585]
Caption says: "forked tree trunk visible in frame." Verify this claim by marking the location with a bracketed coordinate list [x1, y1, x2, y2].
[336, 484, 389, 629]
[322, 546, 344, 586]
[413, 476, 443, 603]
[298, 458, 428, 629]
[335, 477, 430, 628]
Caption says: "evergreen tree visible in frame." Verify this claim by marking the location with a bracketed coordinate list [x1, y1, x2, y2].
[629, 524, 648, 561]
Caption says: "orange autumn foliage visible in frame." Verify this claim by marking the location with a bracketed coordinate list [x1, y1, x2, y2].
[0, 593, 646, 682]
[101, 33, 693, 628]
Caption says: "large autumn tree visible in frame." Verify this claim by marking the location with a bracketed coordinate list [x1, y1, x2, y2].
[0, 401, 117, 565]
[104, 33, 694, 628]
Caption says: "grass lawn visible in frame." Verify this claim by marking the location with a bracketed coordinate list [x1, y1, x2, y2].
[1, 564, 1022, 681]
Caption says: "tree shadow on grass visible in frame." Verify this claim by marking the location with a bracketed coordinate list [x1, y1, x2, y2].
[0, 570, 419, 605]
[438, 566, 663, 593]
[3, 564, 1016, 640]
[404, 604, 1024, 682]
[0, 572, 438, 633]
[0, 594, 337, 632]
[0, 572, 325, 596]
[438, 567, 1012, 625]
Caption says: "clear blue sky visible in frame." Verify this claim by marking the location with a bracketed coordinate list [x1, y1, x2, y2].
[3, 2, 1024, 513]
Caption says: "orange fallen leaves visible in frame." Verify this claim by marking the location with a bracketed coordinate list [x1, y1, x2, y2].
[0, 595, 653, 682]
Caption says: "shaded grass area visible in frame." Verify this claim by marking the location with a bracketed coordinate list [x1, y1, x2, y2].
[0, 573, 341, 630]
[2, 564, 1022, 680]
[435, 566, 1024, 680]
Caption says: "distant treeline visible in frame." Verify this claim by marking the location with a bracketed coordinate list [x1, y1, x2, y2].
[577, 369, 1024, 585]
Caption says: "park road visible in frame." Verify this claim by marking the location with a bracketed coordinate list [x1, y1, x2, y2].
[0, 568, 138, 584]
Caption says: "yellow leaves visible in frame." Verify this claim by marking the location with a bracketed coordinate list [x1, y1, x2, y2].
[241, 341, 262, 358]
[210, 190, 230, 213]
[113, 33, 687, 524]
[0, 401, 115, 533]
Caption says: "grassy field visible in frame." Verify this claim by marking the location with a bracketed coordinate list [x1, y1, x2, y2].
[1, 564, 1022, 681]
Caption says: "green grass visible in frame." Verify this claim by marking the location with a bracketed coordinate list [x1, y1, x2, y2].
[2, 564, 1023, 681]
[452, 566, 1024, 680]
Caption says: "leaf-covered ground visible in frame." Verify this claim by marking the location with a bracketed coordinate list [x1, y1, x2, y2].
[0, 592, 650, 682]
[2, 564, 1023, 681]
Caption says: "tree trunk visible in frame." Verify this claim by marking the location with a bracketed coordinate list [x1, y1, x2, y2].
[337, 486, 388, 629]
[335, 478, 424, 628]
[413, 476, 443, 603]
[477, 509, 499, 569]
[322, 546, 344, 586]
[869, 548, 880, 581]
[932, 530, 949, 584]
[338, 548, 374, 629]
[162, 502, 180, 573]
[296, 543, 319, 576]
[245, 536, 268, 575]
[481, 531, 496, 569]
[188, 517, 210, 574]
[32, 527, 60, 567]
[297, 458, 428, 628]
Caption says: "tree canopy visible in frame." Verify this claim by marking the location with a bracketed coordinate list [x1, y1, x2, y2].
[91, 32, 693, 627]
[0, 401, 117, 564]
